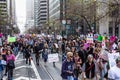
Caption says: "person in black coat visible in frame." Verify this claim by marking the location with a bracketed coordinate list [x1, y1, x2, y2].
[77, 45, 87, 66]
[25, 45, 31, 65]
[33, 43, 40, 65]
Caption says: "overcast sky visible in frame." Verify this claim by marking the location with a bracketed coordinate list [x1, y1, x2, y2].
[15, 0, 26, 33]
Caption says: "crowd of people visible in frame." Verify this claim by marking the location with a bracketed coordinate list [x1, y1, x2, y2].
[0, 33, 120, 80]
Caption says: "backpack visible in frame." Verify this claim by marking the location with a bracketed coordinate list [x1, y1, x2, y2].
[8, 60, 15, 69]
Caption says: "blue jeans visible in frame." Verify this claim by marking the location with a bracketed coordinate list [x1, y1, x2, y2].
[14, 47, 18, 55]
[67, 76, 74, 80]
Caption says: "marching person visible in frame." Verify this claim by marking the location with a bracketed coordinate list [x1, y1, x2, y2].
[51, 43, 58, 67]
[43, 42, 49, 65]
[108, 56, 120, 80]
[82, 54, 98, 80]
[34, 43, 40, 65]
[6, 50, 15, 80]
[25, 45, 31, 65]
[73, 53, 82, 80]
[61, 52, 74, 80]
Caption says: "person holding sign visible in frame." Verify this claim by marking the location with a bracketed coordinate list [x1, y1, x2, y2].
[108, 56, 120, 80]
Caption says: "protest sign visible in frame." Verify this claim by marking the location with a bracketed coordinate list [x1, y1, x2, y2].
[86, 33, 93, 43]
[0, 60, 6, 65]
[87, 37, 93, 43]
[48, 53, 59, 63]
[108, 52, 120, 68]
[8, 37, 16, 42]
[93, 34, 98, 40]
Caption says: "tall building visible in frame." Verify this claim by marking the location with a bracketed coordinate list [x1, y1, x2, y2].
[37, 0, 49, 27]
[34, 0, 39, 27]
[49, 0, 60, 21]
[0, 0, 8, 33]
[49, 0, 65, 34]
[26, 0, 34, 29]
[7, 0, 16, 26]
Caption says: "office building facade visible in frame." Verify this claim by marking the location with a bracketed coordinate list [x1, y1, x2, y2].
[26, 0, 34, 29]
[37, 0, 49, 27]
[0, 0, 7, 32]
[34, 0, 39, 27]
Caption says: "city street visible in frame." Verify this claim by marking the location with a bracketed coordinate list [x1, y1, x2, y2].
[0, 0, 120, 80]
[10, 53, 62, 80]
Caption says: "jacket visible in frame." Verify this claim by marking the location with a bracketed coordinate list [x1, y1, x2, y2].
[61, 59, 74, 79]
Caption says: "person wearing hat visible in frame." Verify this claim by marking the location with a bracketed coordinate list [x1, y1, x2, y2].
[108, 56, 120, 80]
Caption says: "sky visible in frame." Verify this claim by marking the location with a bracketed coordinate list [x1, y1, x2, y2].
[15, 0, 26, 33]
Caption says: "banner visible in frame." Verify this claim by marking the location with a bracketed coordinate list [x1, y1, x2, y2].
[108, 52, 120, 68]
[8, 37, 16, 42]
[48, 53, 59, 63]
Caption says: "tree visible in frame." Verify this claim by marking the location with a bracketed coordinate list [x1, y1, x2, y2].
[65, 0, 120, 34]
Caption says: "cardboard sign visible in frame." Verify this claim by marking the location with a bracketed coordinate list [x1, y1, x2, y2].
[108, 52, 120, 68]
[48, 53, 59, 63]
[0, 60, 6, 65]
[87, 37, 93, 43]
[87, 34, 93, 43]
[8, 37, 16, 42]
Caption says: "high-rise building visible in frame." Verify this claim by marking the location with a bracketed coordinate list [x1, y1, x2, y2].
[34, 0, 39, 27]
[49, 0, 60, 21]
[26, 0, 34, 29]
[0, 0, 7, 17]
[7, 0, 16, 26]
[37, 0, 49, 27]
[49, 0, 64, 34]
[0, 0, 8, 32]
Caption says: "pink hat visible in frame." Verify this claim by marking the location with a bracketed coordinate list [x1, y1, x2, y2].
[110, 36, 116, 42]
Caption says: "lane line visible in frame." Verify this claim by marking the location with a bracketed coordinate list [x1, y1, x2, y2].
[15, 53, 21, 60]
[31, 60, 42, 80]
[39, 62, 54, 80]
[14, 76, 38, 80]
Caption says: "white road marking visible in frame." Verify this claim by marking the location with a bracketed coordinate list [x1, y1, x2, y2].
[31, 60, 42, 80]
[14, 76, 38, 80]
[15, 53, 21, 60]
[14, 53, 42, 80]
[15, 59, 25, 62]
[15, 65, 29, 70]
